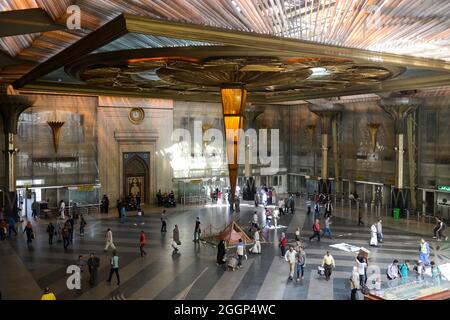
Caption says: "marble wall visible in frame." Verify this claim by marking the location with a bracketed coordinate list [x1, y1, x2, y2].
[97, 96, 173, 204]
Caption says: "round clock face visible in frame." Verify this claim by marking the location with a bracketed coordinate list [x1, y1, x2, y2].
[129, 107, 145, 124]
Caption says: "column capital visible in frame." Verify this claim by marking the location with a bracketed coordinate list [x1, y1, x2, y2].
[243, 105, 265, 129]
[377, 92, 422, 135]
[0, 86, 34, 134]
[308, 102, 344, 134]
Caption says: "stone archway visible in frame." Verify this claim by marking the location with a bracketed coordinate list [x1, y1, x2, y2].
[123, 153, 149, 204]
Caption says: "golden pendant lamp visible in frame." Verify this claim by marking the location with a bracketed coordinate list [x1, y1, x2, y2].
[220, 83, 247, 202]
[47, 121, 65, 153]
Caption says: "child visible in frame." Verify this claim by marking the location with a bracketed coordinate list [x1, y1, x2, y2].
[413, 260, 424, 281]
[431, 261, 442, 285]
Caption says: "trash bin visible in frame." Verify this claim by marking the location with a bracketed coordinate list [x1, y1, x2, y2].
[393, 208, 400, 220]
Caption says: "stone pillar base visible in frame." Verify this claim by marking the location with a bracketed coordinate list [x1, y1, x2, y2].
[391, 187, 409, 217]
[319, 179, 331, 195]
[3, 191, 18, 221]
[242, 177, 256, 201]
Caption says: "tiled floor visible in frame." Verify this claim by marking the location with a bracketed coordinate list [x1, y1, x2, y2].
[1, 197, 449, 300]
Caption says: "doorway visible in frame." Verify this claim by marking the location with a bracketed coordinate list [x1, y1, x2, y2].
[123, 153, 150, 204]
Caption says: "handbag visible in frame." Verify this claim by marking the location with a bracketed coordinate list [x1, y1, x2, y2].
[176, 240, 181, 245]
[31, 232, 35, 240]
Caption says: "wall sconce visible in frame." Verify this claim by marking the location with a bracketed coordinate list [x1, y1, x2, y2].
[47, 121, 65, 153]
[367, 122, 381, 153]
[220, 84, 247, 200]
[306, 124, 316, 146]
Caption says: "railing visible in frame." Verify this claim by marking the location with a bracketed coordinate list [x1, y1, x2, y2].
[180, 194, 209, 205]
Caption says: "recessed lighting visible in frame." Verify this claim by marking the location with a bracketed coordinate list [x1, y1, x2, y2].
[309, 67, 330, 76]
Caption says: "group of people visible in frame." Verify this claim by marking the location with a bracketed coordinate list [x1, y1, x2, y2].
[156, 189, 176, 207]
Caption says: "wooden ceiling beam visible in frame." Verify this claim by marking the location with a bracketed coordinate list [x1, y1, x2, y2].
[124, 14, 450, 72]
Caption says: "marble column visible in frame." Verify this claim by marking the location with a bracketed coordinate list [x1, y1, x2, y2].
[0, 86, 34, 219]
[242, 106, 265, 201]
[378, 92, 421, 214]
[308, 102, 344, 195]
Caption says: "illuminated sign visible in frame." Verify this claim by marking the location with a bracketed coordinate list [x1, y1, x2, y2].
[438, 185, 450, 192]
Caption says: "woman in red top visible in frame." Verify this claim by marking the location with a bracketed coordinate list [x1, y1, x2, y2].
[139, 230, 147, 257]
[309, 219, 321, 242]
[279, 232, 287, 257]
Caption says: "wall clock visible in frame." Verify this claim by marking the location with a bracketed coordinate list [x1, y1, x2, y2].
[129, 107, 145, 124]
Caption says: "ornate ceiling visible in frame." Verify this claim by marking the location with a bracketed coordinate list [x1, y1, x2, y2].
[1, 0, 450, 101]
[64, 46, 403, 101]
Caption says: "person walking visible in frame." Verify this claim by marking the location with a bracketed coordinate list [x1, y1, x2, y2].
[193, 217, 201, 242]
[62, 224, 70, 250]
[135, 207, 144, 226]
[370, 222, 378, 247]
[172, 224, 180, 253]
[236, 238, 245, 269]
[285, 246, 297, 280]
[322, 216, 333, 239]
[322, 251, 335, 281]
[250, 228, 261, 254]
[104, 228, 116, 252]
[56, 217, 64, 243]
[31, 200, 39, 220]
[120, 205, 126, 223]
[435, 217, 447, 241]
[23, 221, 34, 244]
[160, 210, 167, 232]
[107, 251, 120, 286]
[46, 222, 55, 245]
[289, 194, 295, 214]
[350, 266, 361, 300]
[324, 200, 332, 218]
[376, 219, 383, 243]
[139, 230, 147, 258]
[387, 259, 400, 281]
[419, 239, 431, 266]
[67, 216, 74, 243]
[314, 201, 320, 219]
[7, 216, 17, 238]
[87, 253, 100, 287]
[252, 211, 259, 230]
[40, 287, 56, 300]
[296, 246, 306, 282]
[279, 232, 287, 257]
[59, 200, 65, 219]
[356, 255, 368, 287]
[309, 219, 321, 242]
[272, 209, 279, 228]
[295, 227, 301, 242]
[79, 214, 87, 237]
[217, 239, 226, 265]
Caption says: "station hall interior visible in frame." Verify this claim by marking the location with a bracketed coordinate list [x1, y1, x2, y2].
[1, 0, 450, 301]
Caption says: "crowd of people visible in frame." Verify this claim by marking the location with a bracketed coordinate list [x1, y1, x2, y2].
[1, 188, 448, 301]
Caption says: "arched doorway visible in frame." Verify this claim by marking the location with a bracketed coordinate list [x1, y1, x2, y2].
[123, 153, 149, 204]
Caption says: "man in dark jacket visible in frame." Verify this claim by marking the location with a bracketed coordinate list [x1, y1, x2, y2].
[46, 222, 55, 245]
[87, 253, 100, 287]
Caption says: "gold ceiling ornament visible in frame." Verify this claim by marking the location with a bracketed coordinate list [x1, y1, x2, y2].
[220, 83, 246, 201]
[47, 121, 65, 153]
[66, 46, 403, 102]
[367, 123, 381, 153]
[306, 124, 316, 146]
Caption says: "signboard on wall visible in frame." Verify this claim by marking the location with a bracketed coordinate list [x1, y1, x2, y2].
[438, 185, 450, 192]
[77, 185, 94, 192]
[385, 177, 395, 185]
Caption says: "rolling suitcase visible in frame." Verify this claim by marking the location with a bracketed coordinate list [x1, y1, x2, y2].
[228, 257, 238, 271]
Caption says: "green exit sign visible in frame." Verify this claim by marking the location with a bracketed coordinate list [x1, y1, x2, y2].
[438, 185, 450, 192]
